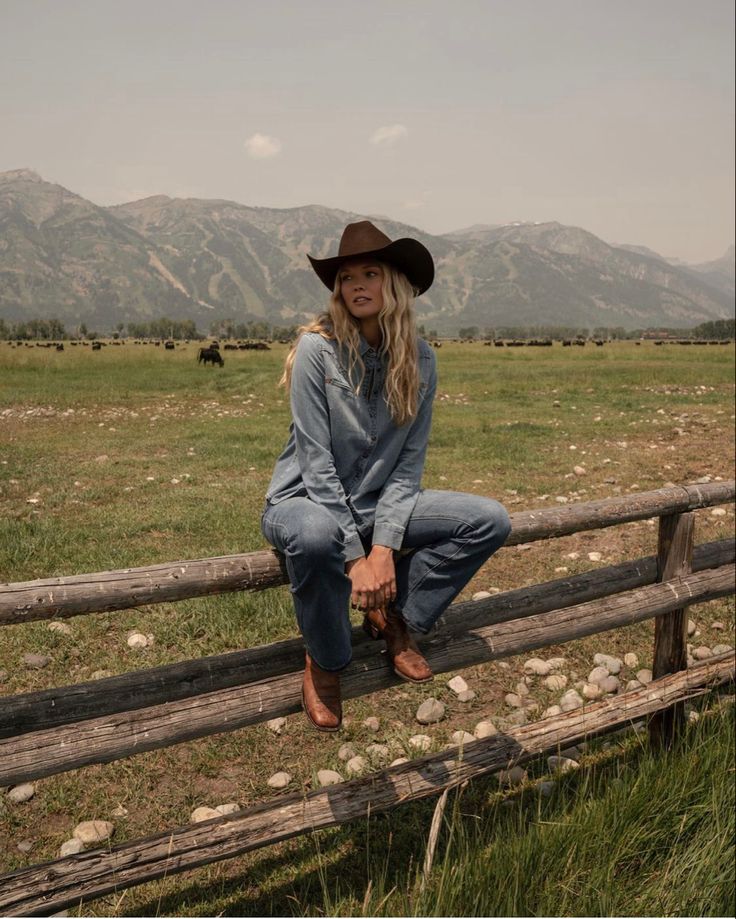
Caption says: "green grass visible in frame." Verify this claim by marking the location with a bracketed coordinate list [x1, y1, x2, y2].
[0, 339, 734, 915]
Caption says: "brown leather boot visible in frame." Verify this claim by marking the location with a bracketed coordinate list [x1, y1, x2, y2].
[363, 607, 434, 684]
[302, 653, 342, 732]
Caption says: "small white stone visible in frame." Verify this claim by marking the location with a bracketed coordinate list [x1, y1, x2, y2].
[267, 772, 292, 789]
[390, 757, 409, 767]
[593, 653, 622, 674]
[7, 784, 35, 804]
[624, 652, 639, 668]
[573, 465, 586, 476]
[409, 734, 432, 751]
[416, 698, 445, 724]
[625, 679, 643, 691]
[711, 508, 727, 517]
[711, 621, 725, 631]
[457, 689, 476, 702]
[126, 632, 149, 649]
[472, 590, 493, 601]
[524, 658, 552, 676]
[346, 755, 368, 776]
[214, 803, 240, 816]
[59, 838, 85, 857]
[73, 820, 115, 843]
[48, 621, 72, 636]
[266, 717, 287, 734]
[582, 683, 603, 700]
[559, 689, 584, 711]
[565, 552, 579, 560]
[636, 668, 653, 684]
[497, 766, 527, 786]
[599, 675, 620, 694]
[687, 709, 700, 723]
[447, 675, 469, 694]
[338, 743, 356, 762]
[548, 755, 579, 774]
[514, 681, 529, 697]
[587, 551, 603, 562]
[687, 619, 697, 636]
[505, 692, 524, 708]
[474, 720, 498, 739]
[190, 806, 220, 822]
[692, 646, 713, 660]
[588, 666, 610, 685]
[712, 644, 733, 655]
[111, 804, 128, 817]
[449, 730, 476, 748]
[554, 566, 569, 574]
[316, 769, 343, 787]
[90, 669, 113, 680]
[555, 496, 569, 504]
[362, 716, 381, 732]
[544, 674, 568, 691]
[546, 657, 567, 671]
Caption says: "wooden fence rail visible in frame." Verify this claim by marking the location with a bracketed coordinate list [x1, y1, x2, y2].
[1, 481, 733, 625]
[1, 480, 734, 915]
[1, 654, 732, 918]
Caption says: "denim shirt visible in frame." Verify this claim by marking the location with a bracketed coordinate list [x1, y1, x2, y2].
[265, 332, 437, 561]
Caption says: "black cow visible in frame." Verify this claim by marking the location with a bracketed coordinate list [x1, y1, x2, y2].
[198, 347, 224, 367]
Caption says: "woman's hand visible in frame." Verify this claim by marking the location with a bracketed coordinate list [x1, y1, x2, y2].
[346, 546, 396, 613]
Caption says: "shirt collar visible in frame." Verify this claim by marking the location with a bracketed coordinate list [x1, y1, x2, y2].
[358, 334, 383, 357]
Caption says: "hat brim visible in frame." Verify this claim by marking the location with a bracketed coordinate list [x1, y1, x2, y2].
[308, 238, 434, 296]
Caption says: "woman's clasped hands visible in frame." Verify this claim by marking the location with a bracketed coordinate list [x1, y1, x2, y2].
[346, 545, 397, 613]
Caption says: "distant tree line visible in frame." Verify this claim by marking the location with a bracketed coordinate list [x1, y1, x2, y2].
[689, 319, 735, 340]
[0, 317, 67, 340]
[208, 319, 299, 340]
[125, 318, 198, 340]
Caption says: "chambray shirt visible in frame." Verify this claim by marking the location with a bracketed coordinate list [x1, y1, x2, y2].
[265, 332, 437, 561]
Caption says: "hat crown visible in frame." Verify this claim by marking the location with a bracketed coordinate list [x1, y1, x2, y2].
[337, 221, 392, 259]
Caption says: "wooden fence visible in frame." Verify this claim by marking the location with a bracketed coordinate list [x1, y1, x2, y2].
[0, 481, 734, 915]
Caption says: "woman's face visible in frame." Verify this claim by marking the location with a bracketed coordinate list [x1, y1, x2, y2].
[339, 261, 385, 322]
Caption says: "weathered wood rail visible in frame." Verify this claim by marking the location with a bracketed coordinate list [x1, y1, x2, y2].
[0, 480, 733, 916]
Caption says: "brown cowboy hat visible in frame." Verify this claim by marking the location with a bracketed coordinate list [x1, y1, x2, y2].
[308, 220, 434, 295]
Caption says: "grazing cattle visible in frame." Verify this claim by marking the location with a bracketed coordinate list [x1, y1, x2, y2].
[594, 339, 605, 346]
[91, 341, 102, 351]
[56, 343, 64, 351]
[198, 347, 224, 366]
[164, 341, 175, 350]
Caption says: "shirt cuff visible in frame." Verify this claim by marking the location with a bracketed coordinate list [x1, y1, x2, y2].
[343, 534, 367, 562]
[371, 523, 405, 551]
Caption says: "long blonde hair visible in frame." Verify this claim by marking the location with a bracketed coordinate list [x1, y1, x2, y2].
[281, 262, 421, 426]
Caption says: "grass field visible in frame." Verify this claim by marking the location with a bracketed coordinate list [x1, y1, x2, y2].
[1, 339, 734, 916]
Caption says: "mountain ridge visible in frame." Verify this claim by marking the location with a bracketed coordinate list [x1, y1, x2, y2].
[0, 169, 732, 331]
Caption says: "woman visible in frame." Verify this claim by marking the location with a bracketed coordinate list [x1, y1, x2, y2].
[262, 221, 511, 731]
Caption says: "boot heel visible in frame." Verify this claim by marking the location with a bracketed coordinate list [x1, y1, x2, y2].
[362, 616, 380, 640]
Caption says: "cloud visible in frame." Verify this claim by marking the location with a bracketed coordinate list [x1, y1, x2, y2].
[369, 124, 408, 147]
[244, 133, 282, 159]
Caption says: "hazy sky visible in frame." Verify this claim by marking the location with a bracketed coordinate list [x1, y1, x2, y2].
[1, 0, 733, 262]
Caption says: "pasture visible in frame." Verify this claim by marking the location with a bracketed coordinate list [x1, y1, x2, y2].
[1, 339, 734, 916]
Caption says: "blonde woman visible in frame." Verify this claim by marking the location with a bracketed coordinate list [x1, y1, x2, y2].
[262, 221, 511, 731]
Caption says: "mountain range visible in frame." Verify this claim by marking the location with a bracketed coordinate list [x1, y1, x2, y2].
[0, 168, 733, 332]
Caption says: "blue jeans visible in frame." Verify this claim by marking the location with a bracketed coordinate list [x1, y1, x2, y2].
[260, 490, 511, 671]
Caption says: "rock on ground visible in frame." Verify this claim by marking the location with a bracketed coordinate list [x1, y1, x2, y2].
[497, 766, 527, 786]
[23, 653, 51, 669]
[457, 689, 476, 702]
[363, 716, 381, 732]
[190, 807, 220, 823]
[546, 657, 566, 671]
[588, 665, 610, 685]
[542, 705, 562, 718]
[582, 683, 603, 700]
[48, 621, 72, 636]
[692, 646, 713, 660]
[559, 690, 584, 712]
[544, 674, 568, 691]
[346, 756, 367, 776]
[215, 803, 240, 816]
[636, 669, 653, 684]
[338, 743, 356, 761]
[524, 657, 552, 676]
[416, 698, 445, 724]
[447, 675, 468, 694]
[409, 734, 431, 751]
[599, 675, 620, 694]
[316, 769, 343, 787]
[365, 744, 390, 762]
[450, 731, 476, 746]
[59, 838, 85, 857]
[7, 784, 35, 804]
[474, 720, 497, 739]
[73, 820, 115, 843]
[267, 772, 292, 789]
[593, 653, 622, 674]
[266, 717, 287, 734]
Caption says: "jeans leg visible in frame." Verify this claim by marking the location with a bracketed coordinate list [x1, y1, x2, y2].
[261, 498, 353, 671]
[395, 489, 511, 635]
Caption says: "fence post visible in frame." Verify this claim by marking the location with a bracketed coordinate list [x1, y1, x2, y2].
[649, 511, 695, 748]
